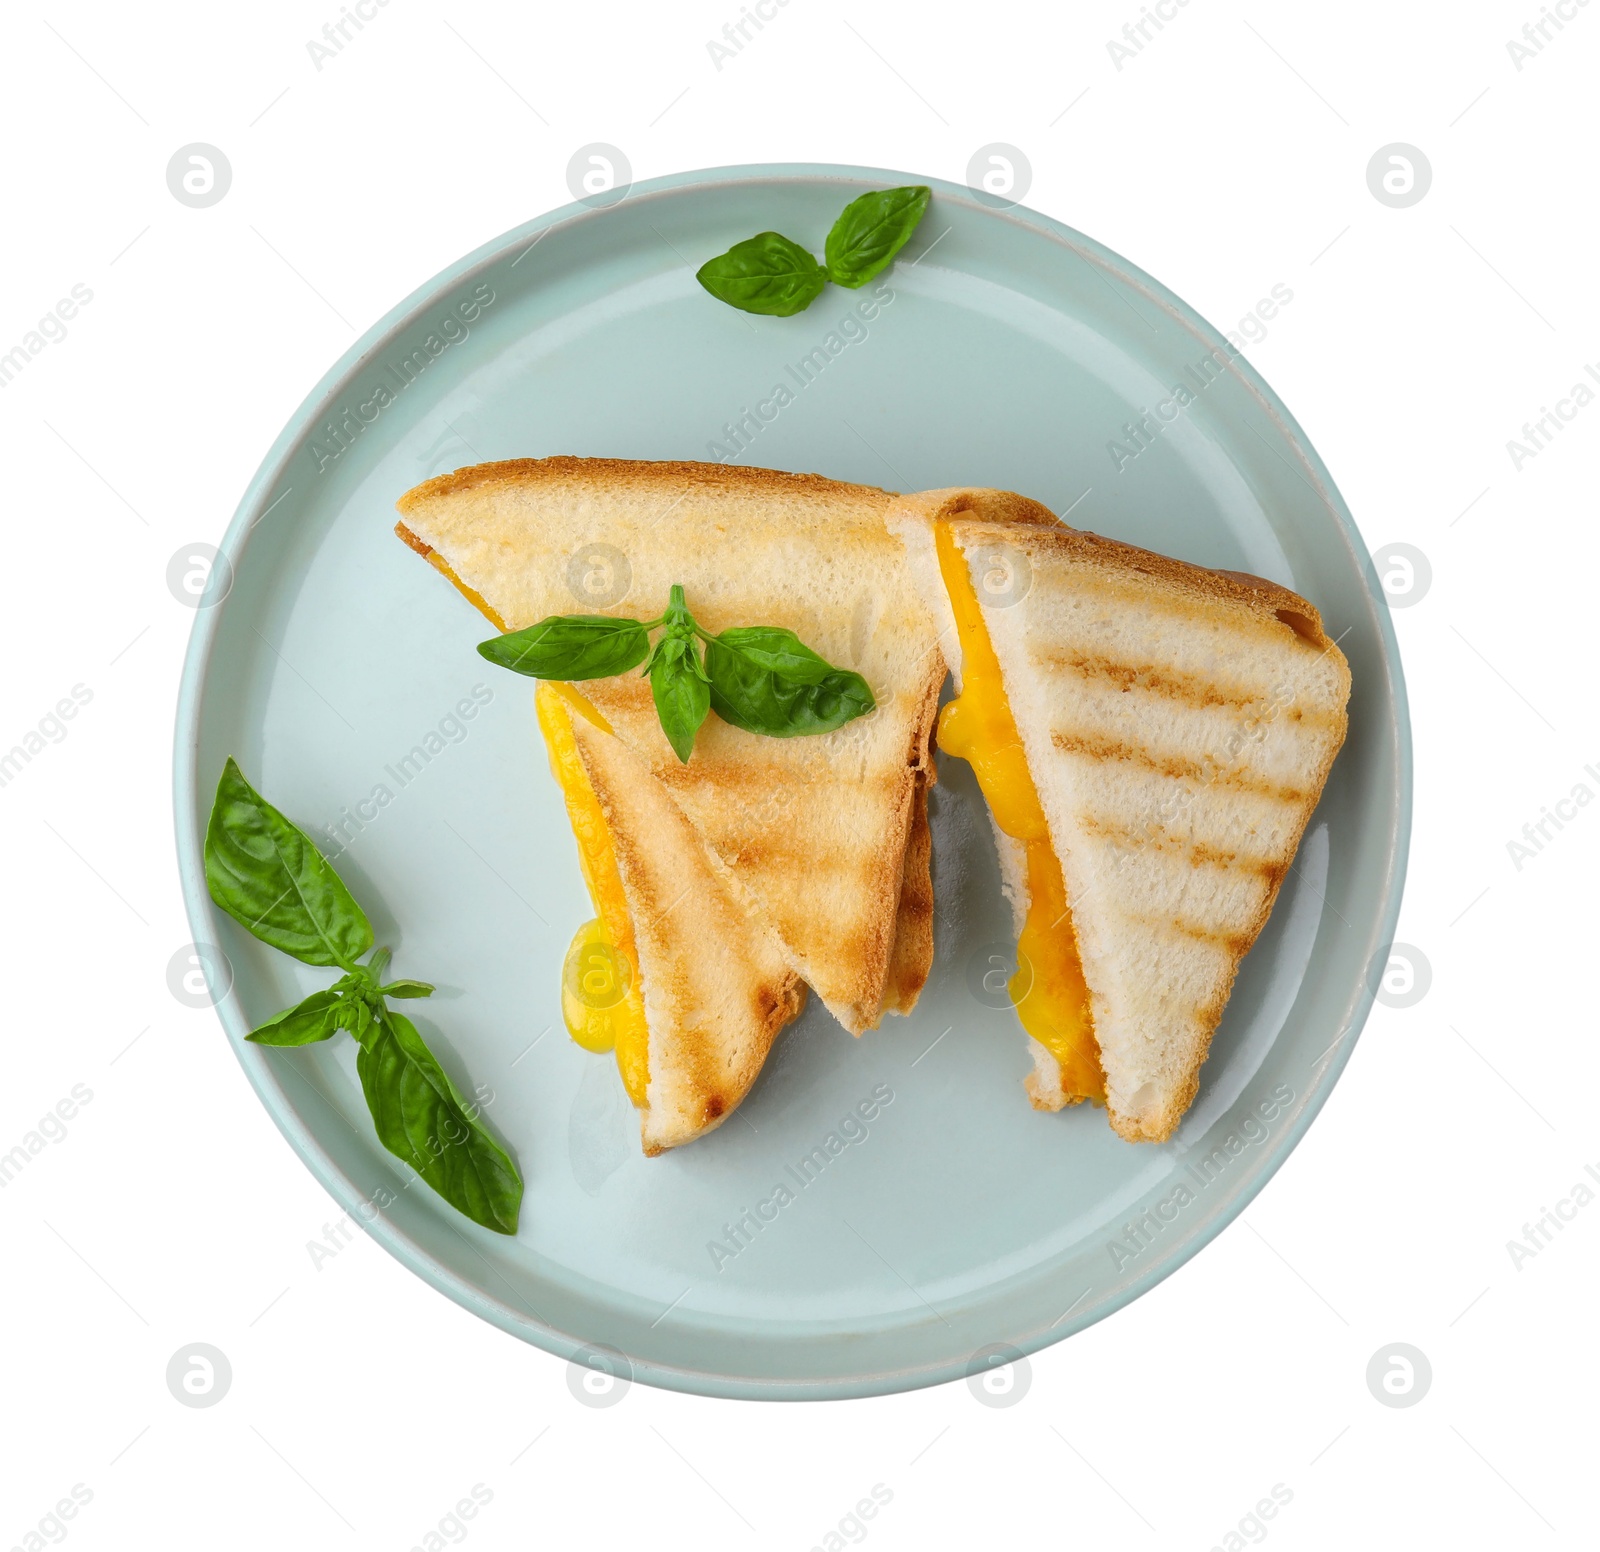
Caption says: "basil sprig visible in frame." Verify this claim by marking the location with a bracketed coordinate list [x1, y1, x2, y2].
[204, 759, 522, 1235]
[697, 186, 930, 317]
[477, 583, 875, 763]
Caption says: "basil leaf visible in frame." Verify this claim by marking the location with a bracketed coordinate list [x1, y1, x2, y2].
[205, 758, 373, 967]
[705, 626, 838, 684]
[356, 1008, 522, 1235]
[344, 996, 378, 1045]
[824, 186, 931, 288]
[380, 979, 435, 999]
[696, 232, 828, 317]
[247, 988, 346, 1046]
[705, 634, 875, 737]
[478, 615, 648, 681]
[651, 636, 711, 763]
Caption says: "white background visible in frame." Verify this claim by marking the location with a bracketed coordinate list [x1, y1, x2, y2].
[2, 1, 1596, 1548]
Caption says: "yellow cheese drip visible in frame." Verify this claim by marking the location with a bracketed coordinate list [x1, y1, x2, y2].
[535, 683, 649, 1107]
[933, 524, 1105, 1104]
[423, 549, 509, 633]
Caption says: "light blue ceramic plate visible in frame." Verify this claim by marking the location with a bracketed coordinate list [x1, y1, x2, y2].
[175, 163, 1410, 1400]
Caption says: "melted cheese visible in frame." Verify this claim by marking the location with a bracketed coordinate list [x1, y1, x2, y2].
[429, 537, 649, 1107]
[933, 524, 1105, 1104]
[423, 548, 510, 633]
[535, 683, 649, 1107]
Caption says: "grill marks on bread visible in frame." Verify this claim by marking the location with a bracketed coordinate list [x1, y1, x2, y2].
[884, 493, 1351, 1145]
[396, 456, 944, 1039]
[986, 521, 1348, 1141]
[568, 713, 805, 1154]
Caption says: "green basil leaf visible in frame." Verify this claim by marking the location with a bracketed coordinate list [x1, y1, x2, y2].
[651, 636, 711, 763]
[705, 634, 875, 737]
[706, 626, 838, 684]
[205, 758, 373, 967]
[478, 615, 648, 681]
[696, 232, 828, 317]
[345, 997, 378, 1045]
[823, 185, 931, 288]
[640, 632, 670, 677]
[380, 979, 435, 1000]
[356, 1008, 522, 1235]
[246, 988, 346, 1046]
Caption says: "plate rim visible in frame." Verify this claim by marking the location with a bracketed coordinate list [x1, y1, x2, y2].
[173, 159, 1412, 1401]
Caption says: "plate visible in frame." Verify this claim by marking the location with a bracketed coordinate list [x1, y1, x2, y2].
[175, 163, 1410, 1399]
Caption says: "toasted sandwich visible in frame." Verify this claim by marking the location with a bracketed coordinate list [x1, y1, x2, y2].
[396, 458, 943, 1149]
[537, 682, 805, 1153]
[889, 487, 1351, 1142]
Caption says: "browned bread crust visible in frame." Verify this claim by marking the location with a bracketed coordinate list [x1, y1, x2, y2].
[396, 456, 944, 1035]
[972, 515, 1348, 1142]
[399, 455, 893, 509]
[567, 710, 806, 1154]
[879, 772, 934, 1017]
[888, 487, 1350, 1145]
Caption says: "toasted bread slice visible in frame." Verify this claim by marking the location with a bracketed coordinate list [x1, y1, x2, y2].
[891, 488, 1350, 1142]
[880, 772, 934, 1016]
[397, 458, 943, 1033]
[558, 697, 806, 1153]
